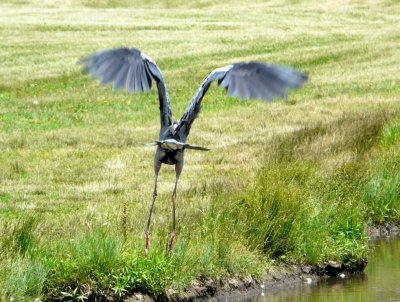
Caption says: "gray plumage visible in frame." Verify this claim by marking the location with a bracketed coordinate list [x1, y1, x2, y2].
[81, 47, 308, 254]
[82, 48, 172, 134]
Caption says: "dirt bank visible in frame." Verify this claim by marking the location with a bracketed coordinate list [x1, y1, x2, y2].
[367, 222, 400, 240]
[84, 223, 399, 302]
[119, 259, 366, 302]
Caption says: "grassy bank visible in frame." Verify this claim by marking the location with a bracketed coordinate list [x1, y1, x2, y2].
[1, 0, 400, 300]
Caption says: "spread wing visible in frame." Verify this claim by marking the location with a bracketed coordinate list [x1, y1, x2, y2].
[81, 47, 173, 135]
[174, 62, 308, 140]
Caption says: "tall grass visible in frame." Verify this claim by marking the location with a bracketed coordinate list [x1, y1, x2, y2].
[364, 118, 400, 222]
[0, 216, 46, 301]
[3, 256, 47, 301]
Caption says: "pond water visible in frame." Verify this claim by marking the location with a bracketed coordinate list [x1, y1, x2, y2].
[237, 236, 400, 302]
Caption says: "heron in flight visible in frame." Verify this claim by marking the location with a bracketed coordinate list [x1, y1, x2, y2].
[81, 47, 307, 255]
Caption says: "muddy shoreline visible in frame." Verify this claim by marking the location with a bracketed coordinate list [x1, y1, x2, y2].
[86, 223, 400, 302]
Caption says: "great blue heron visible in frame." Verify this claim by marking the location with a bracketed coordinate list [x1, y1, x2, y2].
[81, 47, 307, 255]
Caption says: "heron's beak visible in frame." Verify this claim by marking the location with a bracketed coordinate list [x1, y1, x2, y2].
[183, 144, 210, 151]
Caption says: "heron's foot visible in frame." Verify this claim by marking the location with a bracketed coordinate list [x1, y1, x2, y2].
[144, 231, 150, 256]
[167, 231, 176, 256]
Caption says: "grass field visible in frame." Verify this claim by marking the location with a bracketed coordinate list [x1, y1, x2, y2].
[1, 0, 400, 300]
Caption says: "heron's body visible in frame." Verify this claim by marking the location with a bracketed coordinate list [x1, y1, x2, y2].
[157, 146, 183, 165]
[81, 46, 308, 255]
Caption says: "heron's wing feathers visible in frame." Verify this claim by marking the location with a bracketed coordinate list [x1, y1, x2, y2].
[82, 48, 150, 92]
[81, 47, 173, 133]
[220, 62, 307, 100]
[175, 62, 307, 139]
[174, 66, 229, 140]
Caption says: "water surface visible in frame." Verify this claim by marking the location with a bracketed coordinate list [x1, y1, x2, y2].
[244, 236, 400, 302]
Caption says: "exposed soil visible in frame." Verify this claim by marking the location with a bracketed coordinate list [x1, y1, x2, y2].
[84, 223, 400, 302]
[367, 222, 400, 240]
[112, 260, 364, 302]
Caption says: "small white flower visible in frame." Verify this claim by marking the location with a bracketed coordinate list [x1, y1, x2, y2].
[339, 273, 346, 278]
[306, 277, 312, 284]
[33, 99, 39, 105]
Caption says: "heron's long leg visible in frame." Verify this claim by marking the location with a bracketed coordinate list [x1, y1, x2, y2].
[145, 160, 161, 255]
[167, 162, 182, 255]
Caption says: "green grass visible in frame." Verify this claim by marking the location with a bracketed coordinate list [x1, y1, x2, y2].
[1, 0, 400, 300]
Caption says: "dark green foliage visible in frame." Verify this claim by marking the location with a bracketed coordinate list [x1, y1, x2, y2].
[113, 253, 174, 295]
[45, 228, 123, 291]
[0, 215, 38, 256]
